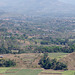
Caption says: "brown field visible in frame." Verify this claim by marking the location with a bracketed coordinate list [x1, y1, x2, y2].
[59, 52, 75, 70]
[0, 53, 42, 68]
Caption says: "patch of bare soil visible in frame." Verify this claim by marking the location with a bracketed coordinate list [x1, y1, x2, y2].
[59, 52, 75, 70]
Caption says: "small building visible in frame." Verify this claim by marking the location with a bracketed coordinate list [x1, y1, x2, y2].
[11, 50, 19, 54]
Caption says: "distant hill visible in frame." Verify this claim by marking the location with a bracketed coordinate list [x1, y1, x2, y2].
[0, 0, 75, 16]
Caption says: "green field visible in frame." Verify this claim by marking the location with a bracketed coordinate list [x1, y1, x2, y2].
[0, 68, 74, 75]
[62, 70, 75, 75]
[41, 70, 75, 75]
[0, 68, 10, 73]
[48, 53, 69, 60]
[4, 69, 42, 75]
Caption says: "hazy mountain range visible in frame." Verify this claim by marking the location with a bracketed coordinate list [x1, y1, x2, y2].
[0, 0, 75, 17]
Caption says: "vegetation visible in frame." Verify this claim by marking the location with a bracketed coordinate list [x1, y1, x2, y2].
[0, 68, 10, 73]
[39, 53, 67, 70]
[41, 70, 75, 75]
[4, 69, 42, 75]
[0, 18, 75, 54]
[48, 53, 68, 60]
[0, 59, 16, 67]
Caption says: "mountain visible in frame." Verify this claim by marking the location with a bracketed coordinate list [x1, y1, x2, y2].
[0, 0, 75, 16]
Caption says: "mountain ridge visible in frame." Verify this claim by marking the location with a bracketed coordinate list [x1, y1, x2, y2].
[0, 0, 75, 16]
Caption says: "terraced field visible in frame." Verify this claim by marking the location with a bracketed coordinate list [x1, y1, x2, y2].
[48, 53, 68, 60]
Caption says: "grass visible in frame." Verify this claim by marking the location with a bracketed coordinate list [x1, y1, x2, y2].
[0, 67, 10, 73]
[5, 69, 42, 75]
[62, 70, 75, 75]
[6, 69, 19, 73]
[0, 68, 74, 75]
[69, 39, 75, 41]
[48, 53, 68, 60]
[42, 70, 61, 73]
[41, 70, 75, 75]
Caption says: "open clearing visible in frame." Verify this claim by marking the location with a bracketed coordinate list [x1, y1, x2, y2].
[48, 53, 68, 60]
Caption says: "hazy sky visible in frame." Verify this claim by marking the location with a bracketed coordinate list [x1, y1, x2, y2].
[60, 0, 75, 5]
[0, 0, 75, 5]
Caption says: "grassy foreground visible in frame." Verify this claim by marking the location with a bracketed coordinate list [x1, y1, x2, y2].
[0, 68, 75, 75]
[4, 69, 42, 75]
[41, 70, 75, 75]
[0, 67, 10, 73]
[62, 70, 75, 75]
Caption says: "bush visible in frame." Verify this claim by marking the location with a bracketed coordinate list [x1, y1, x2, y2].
[4, 59, 16, 67]
[39, 53, 67, 70]
[0, 59, 16, 67]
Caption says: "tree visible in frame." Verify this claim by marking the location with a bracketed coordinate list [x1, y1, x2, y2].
[39, 53, 52, 69]
[39, 53, 67, 70]
[4, 59, 16, 67]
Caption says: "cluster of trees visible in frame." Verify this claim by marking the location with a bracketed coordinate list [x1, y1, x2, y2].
[40, 37, 69, 45]
[0, 59, 16, 67]
[39, 53, 67, 70]
[34, 44, 75, 53]
[40, 41, 49, 45]
[0, 43, 75, 54]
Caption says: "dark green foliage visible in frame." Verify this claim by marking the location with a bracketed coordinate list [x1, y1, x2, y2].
[0, 47, 10, 54]
[4, 59, 16, 67]
[0, 28, 7, 32]
[39, 53, 52, 69]
[34, 45, 75, 53]
[0, 59, 16, 67]
[55, 62, 67, 70]
[40, 41, 49, 45]
[39, 53, 67, 70]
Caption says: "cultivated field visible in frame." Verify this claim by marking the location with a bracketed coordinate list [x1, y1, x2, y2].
[39, 70, 75, 75]
[0, 68, 74, 75]
[0, 68, 42, 75]
[48, 53, 68, 60]
[0, 53, 74, 75]
[0, 53, 42, 68]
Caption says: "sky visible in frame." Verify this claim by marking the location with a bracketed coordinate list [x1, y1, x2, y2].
[60, 0, 75, 5]
[0, 0, 75, 5]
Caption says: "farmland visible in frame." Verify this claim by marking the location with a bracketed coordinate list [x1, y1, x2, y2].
[48, 53, 68, 60]
[0, 68, 74, 75]
[39, 70, 75, 75]
[0, 68, 42, 75]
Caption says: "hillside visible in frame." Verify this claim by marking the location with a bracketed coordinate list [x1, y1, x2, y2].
[1, 53, 41, 68]
[60, 52, 75, 70]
